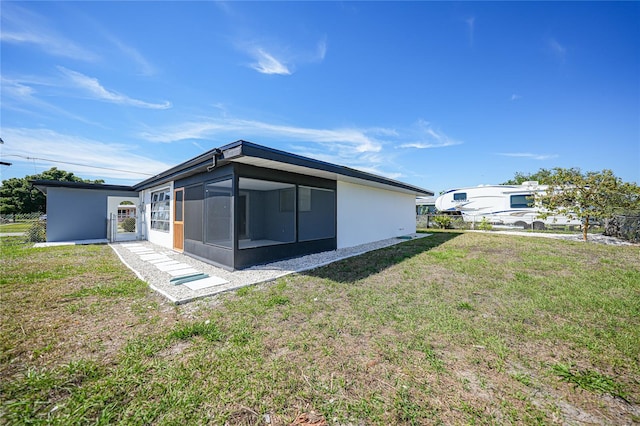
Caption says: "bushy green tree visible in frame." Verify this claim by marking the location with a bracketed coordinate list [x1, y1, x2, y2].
[502, 169, 554, 185]
[534, 168, 640, 241]
[0, 168, 104, 214]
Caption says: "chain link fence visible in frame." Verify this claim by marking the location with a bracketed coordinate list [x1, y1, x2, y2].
[0, 212, 46, 242]
[604, 215, 640, 243]
[418, 213, 638, 244]
[416, 214, 469, 230]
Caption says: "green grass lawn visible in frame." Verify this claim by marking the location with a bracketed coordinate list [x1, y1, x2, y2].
[1, 232, 638, 425]
[0, 222, 32, 233]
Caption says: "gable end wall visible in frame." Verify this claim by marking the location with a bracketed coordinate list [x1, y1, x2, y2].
[336, 181, 416, 249]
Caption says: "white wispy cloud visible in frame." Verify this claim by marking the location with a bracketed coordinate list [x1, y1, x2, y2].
[139, 117, 383, 153]
[2, 128, 172, 182]
[1, 77, 35, 98]
[0, 4, 99, 62]
[238, 35, 327, 75]
[465, 16, 476, 47]
[1, 76, 100, 125]
[139, 116, 387, 175]
[105, 35, 156, 76]
[548, 37, 567, 61]
[398, 120, 463, 149]
[498, 152, 558, 160]
[58, 67, 171, 109]
[287, 146, 402, 180]
[249, 48, 292, 75]
[138, 115, 460, 180]
[511, 94, 522, 101]
[314, 37, 328, 62]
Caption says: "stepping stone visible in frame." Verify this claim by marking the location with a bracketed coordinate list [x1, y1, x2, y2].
[126, 246, 150, 252]
[147, 256, 173, 264]
[166, 268, 199, 277]
[153, 260, 181, 269]
[183, 276, 229, 290]
[156, 262, 192, 272]
[131, 249, 155, 254]
[139, 253, 168, 261]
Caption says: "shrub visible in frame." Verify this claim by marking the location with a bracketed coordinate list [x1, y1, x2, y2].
[478, 217, 493, 231]
[121, 217, 136, 232]
[432, 215, 452, 229]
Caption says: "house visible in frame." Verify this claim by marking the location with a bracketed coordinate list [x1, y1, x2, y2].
[33, 140, 433, 270]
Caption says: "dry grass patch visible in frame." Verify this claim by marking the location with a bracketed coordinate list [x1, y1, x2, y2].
[1, 240, 178, 378]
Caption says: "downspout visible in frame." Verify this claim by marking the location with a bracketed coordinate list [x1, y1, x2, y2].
[207, 148, 223, 172]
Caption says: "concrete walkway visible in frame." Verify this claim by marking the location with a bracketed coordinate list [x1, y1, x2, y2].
[110, 234, 429, 305]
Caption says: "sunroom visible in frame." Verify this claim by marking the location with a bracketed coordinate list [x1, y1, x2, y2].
[136, 140, 432, 270]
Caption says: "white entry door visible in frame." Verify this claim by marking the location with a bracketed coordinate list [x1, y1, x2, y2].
[107, 196, 139, 242]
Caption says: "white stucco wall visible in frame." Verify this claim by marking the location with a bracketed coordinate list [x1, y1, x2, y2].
[141, 183, 173, 249]
[336, 180, 417, 249]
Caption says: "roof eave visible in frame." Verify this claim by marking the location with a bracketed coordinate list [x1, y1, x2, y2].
[133, 140, 433, 196]
[30, 179, 136, 195]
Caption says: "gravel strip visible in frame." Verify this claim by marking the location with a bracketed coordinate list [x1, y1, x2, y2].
[110, 233, 430, 304]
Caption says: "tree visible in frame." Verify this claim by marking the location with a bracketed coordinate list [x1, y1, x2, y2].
[0, 167, 104, 214]
[502, 169, 554, 185]
[534, 168, 640, 241]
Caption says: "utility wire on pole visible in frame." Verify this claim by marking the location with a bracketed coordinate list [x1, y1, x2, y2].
[2, 154, 155, 176]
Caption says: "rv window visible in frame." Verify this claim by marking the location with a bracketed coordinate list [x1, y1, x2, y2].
[453, 193, 467, 201]
[510, 194, 535, 208]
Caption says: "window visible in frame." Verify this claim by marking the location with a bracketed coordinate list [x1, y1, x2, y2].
[298, 187, 312, 212]
[298, 186, 336, 241]
[511, 194, 535, 209]
[416, 205, 436, 215]
[453, 192, 467, 201]
[205, 179, 232, 248]
[174, 189, 183, 222]
[117, 207, 135, 220]
[279, 187, 295, 212]
[150, 189, 171, 232]
[238, 178, 295, 249]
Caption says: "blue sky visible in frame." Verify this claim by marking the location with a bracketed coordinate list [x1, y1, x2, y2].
[1, 1, 638, 194]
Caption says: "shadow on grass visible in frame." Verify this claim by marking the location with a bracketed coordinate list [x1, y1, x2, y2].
[304, 231, 461, 283]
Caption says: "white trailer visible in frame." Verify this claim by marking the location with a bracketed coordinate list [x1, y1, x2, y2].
[434, 181, 582, 230]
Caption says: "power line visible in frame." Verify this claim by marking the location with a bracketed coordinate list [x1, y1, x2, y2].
[1, 154, 155, 176]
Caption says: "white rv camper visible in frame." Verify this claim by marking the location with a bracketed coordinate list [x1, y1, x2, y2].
[434, 181, 582, 229]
